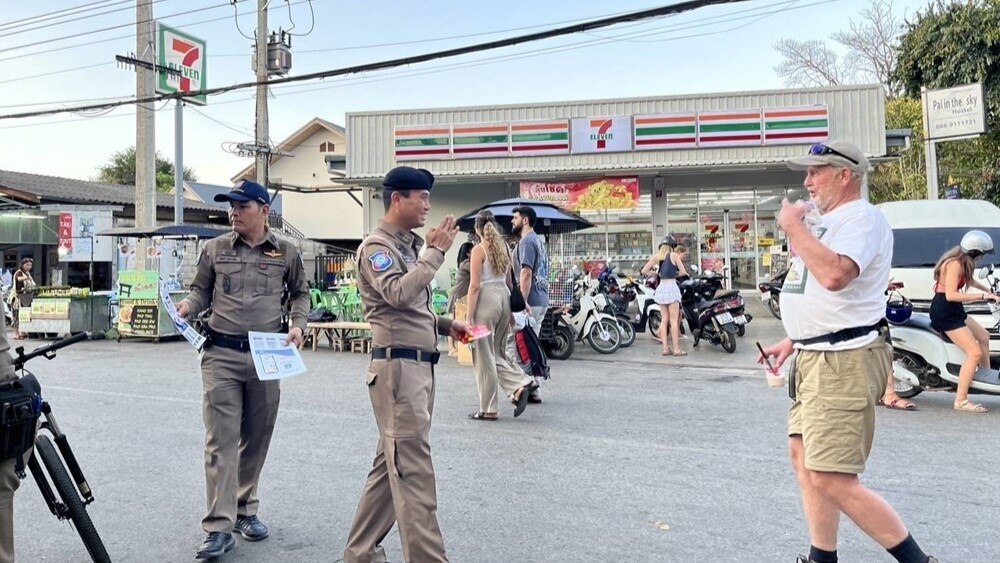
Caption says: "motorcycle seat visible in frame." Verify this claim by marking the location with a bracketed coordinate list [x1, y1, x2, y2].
[896, 315, 953, 344]
[695, 299, 723, 312]
[714, 290, 739, 300]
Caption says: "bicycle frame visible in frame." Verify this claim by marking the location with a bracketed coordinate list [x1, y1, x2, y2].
[13, 333, 97, 516]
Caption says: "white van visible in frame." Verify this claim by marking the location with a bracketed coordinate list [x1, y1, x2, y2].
[877, 199, 1000, 353]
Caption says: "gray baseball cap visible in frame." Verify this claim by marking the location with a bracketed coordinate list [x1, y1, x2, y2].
[786, 140, 868, 174]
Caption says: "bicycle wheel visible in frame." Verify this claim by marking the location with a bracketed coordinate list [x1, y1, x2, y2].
[35, 436, 111, 563]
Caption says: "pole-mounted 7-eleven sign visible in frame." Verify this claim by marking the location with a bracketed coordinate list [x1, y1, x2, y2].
[156, 23, 207, 105]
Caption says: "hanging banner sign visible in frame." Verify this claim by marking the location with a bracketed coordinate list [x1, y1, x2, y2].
[520, 177, 639, 212]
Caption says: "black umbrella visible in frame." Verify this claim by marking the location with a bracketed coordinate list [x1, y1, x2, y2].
[97, 225, 229, 240]
[456, 198, 594, 235]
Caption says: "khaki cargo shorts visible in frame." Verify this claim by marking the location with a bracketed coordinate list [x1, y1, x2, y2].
[788, 338, 891, 475]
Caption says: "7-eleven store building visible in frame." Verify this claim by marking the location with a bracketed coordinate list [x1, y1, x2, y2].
[346, 84, 887, 289]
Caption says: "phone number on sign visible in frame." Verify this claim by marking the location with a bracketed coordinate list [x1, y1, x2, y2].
[934, 119, 980, 130]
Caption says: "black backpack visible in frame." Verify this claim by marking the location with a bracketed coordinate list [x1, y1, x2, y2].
[1, 374, 42, 478]
[514, 327, 550, 380]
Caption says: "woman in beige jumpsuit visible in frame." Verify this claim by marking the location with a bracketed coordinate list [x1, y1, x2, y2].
[465, 211, 535, 420]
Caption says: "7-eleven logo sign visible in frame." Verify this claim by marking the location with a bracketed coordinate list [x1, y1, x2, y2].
[571, 116, 632, 154]
[156, 22, 208, 105]
[589, 119, 614, 149]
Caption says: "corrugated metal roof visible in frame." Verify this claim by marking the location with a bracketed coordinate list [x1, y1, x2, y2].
[347, 84, 885, 180]
[0, 169, 220, 212]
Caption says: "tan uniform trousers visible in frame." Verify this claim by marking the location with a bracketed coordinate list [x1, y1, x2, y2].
[344, 358, 446, 563]
[201, 345, 281, 533]
[0, 457, 20, 563]
[471, 283, 531, 414]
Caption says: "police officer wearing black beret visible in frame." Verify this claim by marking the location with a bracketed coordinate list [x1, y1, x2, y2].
[343, 166, 472, 563]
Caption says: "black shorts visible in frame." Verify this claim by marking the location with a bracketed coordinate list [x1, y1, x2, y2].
[930, 293, 967, 332]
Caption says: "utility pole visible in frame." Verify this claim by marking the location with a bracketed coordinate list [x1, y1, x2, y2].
[135, 0, 157, 269]
[174, 100, 184, 225]
[254, 0, 269, 188]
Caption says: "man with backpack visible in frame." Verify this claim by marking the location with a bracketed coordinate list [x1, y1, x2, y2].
[512, 206, 549, 403]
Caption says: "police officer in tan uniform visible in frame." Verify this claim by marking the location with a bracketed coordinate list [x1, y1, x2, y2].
[0, 302, 21, 563]
[176, 180, 309, 560]
[344, 167, 471, 563]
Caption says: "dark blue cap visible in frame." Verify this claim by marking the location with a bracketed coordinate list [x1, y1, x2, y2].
[215, 179, 270, 205]
[383, 166, 434, 192]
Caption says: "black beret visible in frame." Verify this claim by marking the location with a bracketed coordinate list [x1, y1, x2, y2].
[383, 166, 434, 192]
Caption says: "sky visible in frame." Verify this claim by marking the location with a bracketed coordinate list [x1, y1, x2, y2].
[0, 0, 930, 186]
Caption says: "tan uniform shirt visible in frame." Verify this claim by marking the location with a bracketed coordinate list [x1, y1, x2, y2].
[182, 230, 310, 335]
[0, 303, 14, 384]
[357, 221, 453, 350]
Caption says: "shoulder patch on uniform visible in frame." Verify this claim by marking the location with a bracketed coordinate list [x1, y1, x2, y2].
[368, 249, 393, 272]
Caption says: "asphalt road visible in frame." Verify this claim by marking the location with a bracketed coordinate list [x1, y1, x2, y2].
[8, 313, 999, 562]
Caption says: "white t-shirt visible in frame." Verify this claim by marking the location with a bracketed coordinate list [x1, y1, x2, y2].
[780, 199, 892, 351]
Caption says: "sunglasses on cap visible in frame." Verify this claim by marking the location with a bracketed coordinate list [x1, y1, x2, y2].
[808, 143, 859, 166]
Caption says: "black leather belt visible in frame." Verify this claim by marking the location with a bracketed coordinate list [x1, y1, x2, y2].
[793, 320, 889, 347]
[372, 347, 440, 365]
[206, 330, 251, 351]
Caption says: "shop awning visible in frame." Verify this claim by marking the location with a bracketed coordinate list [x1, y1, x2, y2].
[97, 225, 229, 239]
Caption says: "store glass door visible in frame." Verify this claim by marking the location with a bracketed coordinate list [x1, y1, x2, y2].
[727, 209, 757, 288]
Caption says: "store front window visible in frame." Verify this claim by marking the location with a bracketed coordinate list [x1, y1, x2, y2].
[667, 186, 792, 288]
[548, 185, 795, 289]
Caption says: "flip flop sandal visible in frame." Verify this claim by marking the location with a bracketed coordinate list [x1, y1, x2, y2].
[468, 412, 498, 421]
[881, 398, 918, 411]
[512, 386, 531, 418]
[954, 400, 988, 413]
[672, 351, 688, 356]
[662, 350, 673, 356]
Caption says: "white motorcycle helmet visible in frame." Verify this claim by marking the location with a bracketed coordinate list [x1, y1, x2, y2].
[960, 230, 995, 258]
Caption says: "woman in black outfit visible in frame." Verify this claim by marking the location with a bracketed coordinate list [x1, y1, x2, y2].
[930, 230, 1000, 413]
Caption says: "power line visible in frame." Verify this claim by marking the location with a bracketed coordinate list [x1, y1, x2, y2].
[266, 0, 821, 104]
[0, 0, 125, 31]
[212, 4, 672, 57]
[0, 0, 755, 121]
[0, 1, 240, 56]
[0, 62, 113, 87]
[0, 0, 301, 64]
[0, 0, 810, 118]
[0, 0, 172, 39]
[188, 106, 254, 135]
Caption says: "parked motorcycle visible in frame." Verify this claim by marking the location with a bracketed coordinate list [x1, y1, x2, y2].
[596, 265, 636, 348]
[538, 308, 576, 361]
[888, 271, 1000, 399]
[558, 273, 623, 355]
[758, 268, 788, 320]
[679, 277, 741, 353]
[694, 268, 752, 336]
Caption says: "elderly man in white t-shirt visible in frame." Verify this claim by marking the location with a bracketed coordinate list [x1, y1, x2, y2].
[760, 141, 937, 563]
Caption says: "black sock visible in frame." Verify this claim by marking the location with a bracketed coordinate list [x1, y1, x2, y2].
[808, 546, 838, 563]
[887, 534, 929, 563]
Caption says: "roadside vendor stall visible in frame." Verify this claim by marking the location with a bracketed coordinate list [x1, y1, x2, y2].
[98, 224, 227, 341]
[18, 286, 110, 337]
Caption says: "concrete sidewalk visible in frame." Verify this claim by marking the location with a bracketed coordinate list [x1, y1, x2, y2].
[567, 293, 785, 373]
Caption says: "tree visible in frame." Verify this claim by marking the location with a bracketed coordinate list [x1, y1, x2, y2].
[95, 146, 197, 193]
[894, 0, 1000, 202]
[868, 97, 926, 203]
[773, 39, 847, 88]
[774, 0, 903, 97]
